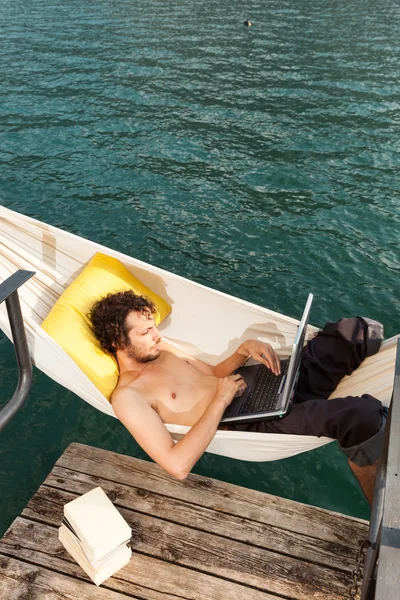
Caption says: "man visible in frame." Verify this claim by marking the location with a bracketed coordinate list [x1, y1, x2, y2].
[90, 290, 386, 503]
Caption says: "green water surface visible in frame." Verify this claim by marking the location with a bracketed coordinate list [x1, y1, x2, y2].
[1, 0, 400, 535]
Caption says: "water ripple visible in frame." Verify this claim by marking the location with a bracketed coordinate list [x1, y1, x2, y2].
[1, 0, 400, 525]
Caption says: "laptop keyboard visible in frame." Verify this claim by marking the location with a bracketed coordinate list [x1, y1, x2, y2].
[239, 359, 289, 414]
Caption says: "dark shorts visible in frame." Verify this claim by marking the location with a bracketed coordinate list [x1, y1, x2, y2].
[224, 317, 385, 466]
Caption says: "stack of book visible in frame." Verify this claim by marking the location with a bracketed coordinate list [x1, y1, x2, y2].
[59, 486, 132, 585]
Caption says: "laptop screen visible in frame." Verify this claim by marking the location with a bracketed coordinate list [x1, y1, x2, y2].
[279, 293, 313, 408]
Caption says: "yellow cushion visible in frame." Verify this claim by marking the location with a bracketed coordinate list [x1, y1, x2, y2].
[41, 252, 171, 400]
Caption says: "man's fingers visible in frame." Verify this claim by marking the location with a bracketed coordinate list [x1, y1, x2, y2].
[260, 349, 280, 375]
[232, 374, 244, 382]
[272, 354, 280, 375]
[231, 374, 246, 386]
[270, 349, 280, 375]
[259, 352, 273, 372]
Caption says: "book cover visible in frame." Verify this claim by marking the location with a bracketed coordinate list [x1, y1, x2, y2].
[59, 525, 131, 586]
[64, 487, 131, 562]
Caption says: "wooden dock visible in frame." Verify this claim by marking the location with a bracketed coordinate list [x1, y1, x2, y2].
[0, 442, 369, 599]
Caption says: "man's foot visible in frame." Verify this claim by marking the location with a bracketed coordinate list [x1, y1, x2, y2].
[348, 459, 377, 505]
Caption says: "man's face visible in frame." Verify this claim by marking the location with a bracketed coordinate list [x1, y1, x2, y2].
[123, 310, 162, 363]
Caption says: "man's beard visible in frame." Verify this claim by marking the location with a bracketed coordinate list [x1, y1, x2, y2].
[126, 344, 161, 363]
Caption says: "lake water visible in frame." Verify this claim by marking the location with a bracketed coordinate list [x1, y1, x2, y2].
[1, 0, 399, 535]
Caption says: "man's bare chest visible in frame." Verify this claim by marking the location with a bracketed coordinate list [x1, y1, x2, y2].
[132, 355, 217, 419]
[139, 360, 207, 399]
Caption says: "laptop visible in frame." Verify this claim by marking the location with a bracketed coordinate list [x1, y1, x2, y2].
[220, 293, 313, 424]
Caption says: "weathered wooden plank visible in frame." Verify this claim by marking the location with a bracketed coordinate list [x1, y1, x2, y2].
[0, 518, 284, 600]
[0, 554, 131, 600]
[17, 487, 353, 600]
[37, 466, 359, 572]
[58, 443, 367, 547]
[0, 442, 368, 600]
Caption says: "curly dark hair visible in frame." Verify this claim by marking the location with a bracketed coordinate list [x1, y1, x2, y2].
[89, 290, 156, 355]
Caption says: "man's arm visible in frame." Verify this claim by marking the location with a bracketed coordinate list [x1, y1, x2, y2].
[112, 376, 244, 480]
[214, 339, 281, 377]
[161, 338, 281, 378]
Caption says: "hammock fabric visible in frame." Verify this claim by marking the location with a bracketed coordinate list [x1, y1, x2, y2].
[0, 206, 398, 461]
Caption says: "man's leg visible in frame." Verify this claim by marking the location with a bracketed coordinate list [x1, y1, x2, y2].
[295, 316, 384, 403]
[226, 316, 385, 503]
[293, 316, 385, 503]
[348, 460, 377, 505]
[238, 393, 385, 505]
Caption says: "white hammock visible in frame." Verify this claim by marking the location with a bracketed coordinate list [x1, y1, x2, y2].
[0, 206, 397, 461]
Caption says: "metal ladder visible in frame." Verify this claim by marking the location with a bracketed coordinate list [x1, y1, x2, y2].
[0, 270, 35, 432]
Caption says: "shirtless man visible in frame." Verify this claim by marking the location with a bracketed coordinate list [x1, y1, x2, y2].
[90, 290, 386, 503]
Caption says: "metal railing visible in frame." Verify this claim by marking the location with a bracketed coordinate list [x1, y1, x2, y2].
[361, 338, 400, 599]
[0, 270, 35, 432]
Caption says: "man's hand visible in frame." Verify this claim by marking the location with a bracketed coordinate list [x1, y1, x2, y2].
[215, 374, 247, 407]
[239, 340, 281, 375]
